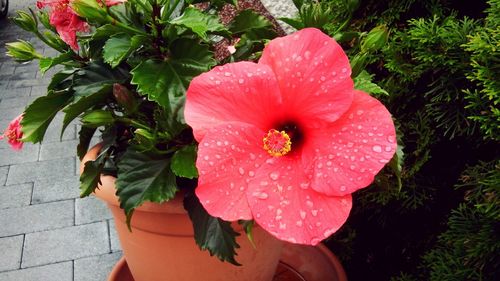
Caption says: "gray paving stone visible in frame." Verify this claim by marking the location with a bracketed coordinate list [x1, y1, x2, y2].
[0, 166, 7, 186]
[0, 96, 34, 109]
[6, 78, 50, 89]
[22, 222, 110, 267]
[32, 177, 80, 204]
[0, 200, 74, 237]
[39, 140, 78, 161]
[30, 85, 49, 97]
[0, 235, 23, 272]
[0, 261, 72, 281]
[0, 87, 31, 99]
[6, 157, 75, 185]
[0, 183, 32, 209]
[42, 114, 77, 143]
[0, 143, 40, 166]
[75, 196, 112, 225]
[108, 220, 122, 252]
[74, 252, 122, 281]
[0, 106, 26, 121]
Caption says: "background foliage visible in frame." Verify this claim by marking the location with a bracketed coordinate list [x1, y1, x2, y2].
[287, 0, 499, 280]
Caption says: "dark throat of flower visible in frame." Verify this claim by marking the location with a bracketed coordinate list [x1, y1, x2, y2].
[263, 122, 304, 157]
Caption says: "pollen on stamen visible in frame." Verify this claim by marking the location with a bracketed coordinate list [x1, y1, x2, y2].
[263, 129, 292, 157]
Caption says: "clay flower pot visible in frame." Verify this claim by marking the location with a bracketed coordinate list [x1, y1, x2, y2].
[81, 144, 284, 281]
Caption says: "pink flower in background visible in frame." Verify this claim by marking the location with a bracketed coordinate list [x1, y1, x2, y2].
[227, 38, 240, 55]
[185, 28, 397, 245]
[0, 115, 24, 151]
[37, 0, 88, 50]
[105, 0, 126, 6]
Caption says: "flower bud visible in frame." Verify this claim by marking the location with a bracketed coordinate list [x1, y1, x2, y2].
[361, 25, 389, 53]
[6, 40, 43, 63]
[70, 0, 109, 23]
[81, 110, 114, 127]
[12, 10, 38, 32]
[113, 83, 138, 113]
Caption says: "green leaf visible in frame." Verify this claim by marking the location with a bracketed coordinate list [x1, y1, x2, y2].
[131, 41, 214, 118]
[47, 69, 76, 91]
[171, 145, 198, 179]
[39, 53, 73, 74]
[80, 147, 109, 197]
[103, 34, 132, 68]
[62, 90, 110, 135]
[170, 7, 229, 41]
[20, 91, 73, 143]
[92, 24, 124, 40]
[77, 126, 97, 160]
[73, 62, 128, 96]
[116, 147, 178, 225]
[353, 70, 389, 96]
[184, 193, 241, 265]
[229, 10, 273, 34]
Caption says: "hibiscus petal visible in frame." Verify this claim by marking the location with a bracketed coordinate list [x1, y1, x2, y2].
[185, 62, 282, 141]
[247, 155, 352, 245]
[195, 122, 269, 221]
[259, 28, 353, 128]
[305, 90, 397, 196]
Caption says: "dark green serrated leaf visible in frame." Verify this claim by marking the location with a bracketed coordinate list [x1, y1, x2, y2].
[103, 34, 132, 68]
[62, 90, 110, 136]
[229, 10, 273, 34]
[184, 193, 241, 265]
[20, 91, 73, 143]
[47, 69, 76, 91]
[116, 147, 178, 225]
[354, 71, 389, 96]
[39, 53, 73, 74]
[77, 126, 97, 160]
[80, 147, 109, 197]
[131, 40, 214, 118]
[170, 7, 228, 41]
[171, 145, 198, 179]
[92, 24, 124, 40]
[73, 62, 128, 96]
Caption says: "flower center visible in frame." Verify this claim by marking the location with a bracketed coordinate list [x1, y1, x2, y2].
[263, 129, 292, 157]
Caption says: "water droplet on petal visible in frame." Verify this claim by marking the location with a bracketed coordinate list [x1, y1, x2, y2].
[224, 72, 231, 77]
[238, 167, 245, 175]
[306, 200, 314, 208]
[269, 171, 280, 180]
[248, 171, 255, 177]
[340, 186, 346, 192]
[238, 78, 244, 84]
[260, 181, 268, 186]
[304, 50, 311, 59]
[356, 110, 364, 115]
[385, 146, 392, 152]
[311, 209, 318, 216]
[296, 220, 303, 227]
[300, 210, 307, 219]
[203, 155, 209, 161]
[372, 145, 382, 153]
[387, 135, 395, 143]
[252, 192, 268, 199]
[215, 80, 221, 85]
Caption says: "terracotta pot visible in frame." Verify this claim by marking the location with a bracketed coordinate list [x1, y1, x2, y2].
[81, 144, 284, 281]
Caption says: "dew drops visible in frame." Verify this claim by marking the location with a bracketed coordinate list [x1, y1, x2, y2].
[252, 191, 268, 199]
[203, 155, 209, 161]
[372, 145, 382, 153]
[269, 171, 280, 180]
[300, 210, 307, 219]
[224, 72, 231, 77]
[260, 181, 269, 186]
[311, 209, 318, 217]
[328, 154, 334, 159]
[249, 153, 256, 160]
[341, 68, 347, 73]
[379, 159, 389, 164]
[279, 222, 287, 230]
[248, 171, 255, 177]
[347, 142, 354, 148]
[306, 200, 314, 208]
[356, 109, 364, 115]
[320, 76, 326, 81]
[215, 80, 221, 85]
[296, 220, 303, 227]
[385, 146, 392, 152]
[340, 186, 346, 192]
[238, 167, 245, 175]
[300, 183, 309, 189]
[350, 165, 355, 170]
[238, 78, 244, 84]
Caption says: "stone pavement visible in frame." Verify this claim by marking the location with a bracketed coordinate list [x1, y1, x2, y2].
[0, 1, 122, 281]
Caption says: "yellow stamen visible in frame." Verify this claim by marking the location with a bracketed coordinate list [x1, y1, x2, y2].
[263, 129, 292, 157]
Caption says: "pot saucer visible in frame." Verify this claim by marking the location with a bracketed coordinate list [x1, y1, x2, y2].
[108, 243, 347, 281]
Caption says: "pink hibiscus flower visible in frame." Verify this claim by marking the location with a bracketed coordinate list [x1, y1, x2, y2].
[37, 0, 88, 50]
[0, 114, 24, 151]
[105, 0, 126, 6]
[184, 28, 397, 245]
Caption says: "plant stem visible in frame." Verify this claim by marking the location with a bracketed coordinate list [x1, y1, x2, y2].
[118, 117, 151, 131]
